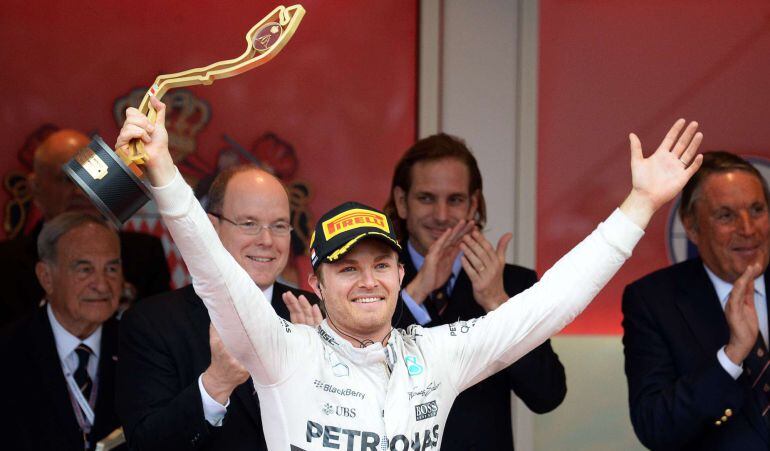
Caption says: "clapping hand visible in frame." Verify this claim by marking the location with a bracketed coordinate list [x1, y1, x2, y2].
[724, 264, 761, 365]
[405, 220, 475, 303]
[460, 229, 512, 312]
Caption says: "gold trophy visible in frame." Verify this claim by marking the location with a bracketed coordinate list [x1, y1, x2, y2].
[64, 4, 305, 226]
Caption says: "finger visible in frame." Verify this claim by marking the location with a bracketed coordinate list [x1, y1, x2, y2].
[119, 124, 151, 141]
[428, 226, 455, 255]
[282, 292, 302, 320]
[658, 118, 686, 152]
[460, 241, 485, 272]
[679, 132, 702, 166]
[461, 255, 480, 282]
[731, 264, 759, 306]
[473, 229, 498, 261]
[445, 220, 470, 248]
[150, 95, 167, 126]
[671, 121, 699, 158]
[311, 304, 324, 325]
[297, 295, 314, 320]
[683, 154, 704, 179]
[629, 133, 643, 162]
[496, 233, 513, 260]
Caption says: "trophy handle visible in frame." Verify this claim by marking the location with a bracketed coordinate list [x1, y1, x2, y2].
[123, 4, 306, 173]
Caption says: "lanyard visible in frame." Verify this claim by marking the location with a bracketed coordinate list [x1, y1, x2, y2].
[64, 368, 96, 428]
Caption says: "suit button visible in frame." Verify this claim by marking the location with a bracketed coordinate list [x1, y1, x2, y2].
[725, 408, 733, 417]
[721, 415, 728, 422]
[715, 420, 722, 426]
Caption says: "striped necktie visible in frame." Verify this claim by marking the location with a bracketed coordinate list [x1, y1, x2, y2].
[73, 343, 93, 400]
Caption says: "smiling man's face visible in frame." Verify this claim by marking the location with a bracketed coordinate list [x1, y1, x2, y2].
[212, 169, 291, 290]
[37, 222, 122, 338]
[310, 239, 403, 340]
[394, 157, 478, 256]
[684, 170, 770, 282]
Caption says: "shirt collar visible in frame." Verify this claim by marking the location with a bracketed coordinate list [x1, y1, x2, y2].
[406, 240, 463, 280]
[703, 264, 766, 307]
[46, 303, 102, 362]
[262, 284, 274, 304]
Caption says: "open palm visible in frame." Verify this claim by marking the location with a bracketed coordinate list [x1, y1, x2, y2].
[629, 119, 703, 212]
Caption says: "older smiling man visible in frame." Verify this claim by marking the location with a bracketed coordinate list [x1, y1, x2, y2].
[0, 213, 123, 450]
[623, 151, 770, 451]
[117, 96, 703, 450]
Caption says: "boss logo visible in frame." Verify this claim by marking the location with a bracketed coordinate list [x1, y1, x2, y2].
[415, 401, 438, 421]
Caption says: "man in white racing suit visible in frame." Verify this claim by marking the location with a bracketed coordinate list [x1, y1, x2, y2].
[117, 99, 708, 451]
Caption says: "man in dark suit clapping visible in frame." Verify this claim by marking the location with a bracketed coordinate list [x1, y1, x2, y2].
[623, 151, 770, 450]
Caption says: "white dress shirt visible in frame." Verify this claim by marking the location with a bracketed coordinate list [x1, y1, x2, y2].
[200, 283, 274, 426]
[400, 240, 463, 325]
[47, 303, 102, 384]
[703, 265, 767, 380]
[47, 303, 102, 430]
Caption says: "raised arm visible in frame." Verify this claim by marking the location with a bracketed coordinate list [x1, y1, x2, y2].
[116, 97, 311, 384]
[425, 119, 703, 392]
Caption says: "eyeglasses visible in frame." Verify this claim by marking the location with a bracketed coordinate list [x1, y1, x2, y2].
[209, 213, 293, 236]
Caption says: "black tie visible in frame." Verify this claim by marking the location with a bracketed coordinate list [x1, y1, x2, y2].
[73, 344, 93, 401]
[427, 280, 451, 318]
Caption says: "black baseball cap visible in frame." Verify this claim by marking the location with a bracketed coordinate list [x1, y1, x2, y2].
[309, 201, 401, 269]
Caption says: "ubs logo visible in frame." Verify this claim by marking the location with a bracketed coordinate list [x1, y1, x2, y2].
[321, 402, 357, 418]
[666, 156, 770, 264]
[415, 401, 438, 421]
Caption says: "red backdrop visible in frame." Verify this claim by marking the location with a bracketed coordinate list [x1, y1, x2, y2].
[0, 0, 417, 289]
[538, 1, 770, 334]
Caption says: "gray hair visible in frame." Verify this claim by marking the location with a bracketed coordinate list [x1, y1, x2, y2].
[37, 212, 117, 263]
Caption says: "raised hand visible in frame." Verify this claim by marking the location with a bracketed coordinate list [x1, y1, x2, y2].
[620, 119, 703, 229]
[405, 219, 474, 304]
[460, 229, 512, 312]
[724, 263, 761, 365]
[114, 96, 176, 187]
[201, 324, 250, 404]
[283, 291, 324, 326]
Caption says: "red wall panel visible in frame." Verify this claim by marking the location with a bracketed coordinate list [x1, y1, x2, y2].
[538, 1, 770, 334]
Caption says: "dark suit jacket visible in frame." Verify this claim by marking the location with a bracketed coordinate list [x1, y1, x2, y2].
[0, 306, 121, 450]
[117, 282, 318, 451]
[0, 221, 171, 327]
[392, 250, 567, 451]
[622, 258, 768, 450]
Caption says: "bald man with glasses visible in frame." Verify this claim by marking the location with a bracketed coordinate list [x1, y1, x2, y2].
[117, 164, 320, 451]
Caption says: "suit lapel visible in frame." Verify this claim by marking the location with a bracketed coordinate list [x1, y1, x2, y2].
[92, 317, 119, 440]
[673, 260, 730, 355]
[32, 308, 83, 449]
[272, 282, 291, 321]
[395, 250, 423, 327]
[675, 260, 769, 442]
